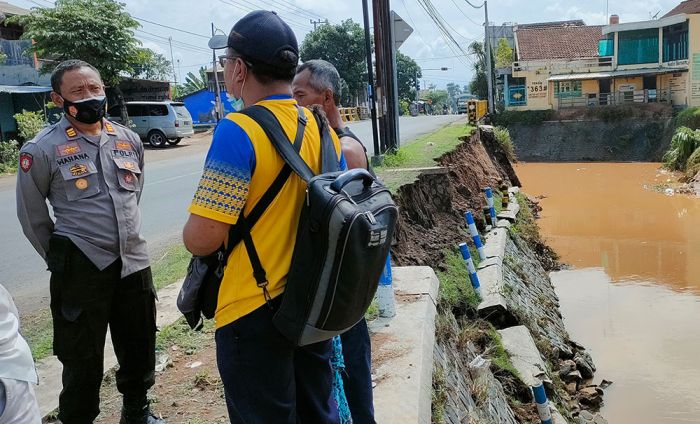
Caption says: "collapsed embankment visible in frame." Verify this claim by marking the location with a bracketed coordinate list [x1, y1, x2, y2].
[389, 127, 607, 423]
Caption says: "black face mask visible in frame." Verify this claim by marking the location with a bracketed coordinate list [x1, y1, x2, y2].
[61, 96, 107, 124]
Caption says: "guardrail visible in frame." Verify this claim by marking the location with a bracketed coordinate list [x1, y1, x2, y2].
[339, 106, 370, 122]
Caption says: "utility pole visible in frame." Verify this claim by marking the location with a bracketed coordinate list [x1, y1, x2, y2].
[362, 0, 380, 161]
[211, 23, 223, 121]
[484, 0, 495, 114]
[168, 36, 177, 84]
[310, 18, 324, 30]
[177, 59, 182, 85]
[373, 0, 399, 153]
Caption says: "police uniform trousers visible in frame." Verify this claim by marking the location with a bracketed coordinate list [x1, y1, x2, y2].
[47, 235, 156, 423]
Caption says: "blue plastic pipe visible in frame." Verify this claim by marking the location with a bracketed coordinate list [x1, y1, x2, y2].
[484, 187, 497, 226]
[532, 382, 553, 424]
[459, 242, 481, 297]
[464, 212, 487, 261]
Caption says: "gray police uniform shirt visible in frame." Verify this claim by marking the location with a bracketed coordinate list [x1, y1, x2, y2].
[16, 116, 149, 278]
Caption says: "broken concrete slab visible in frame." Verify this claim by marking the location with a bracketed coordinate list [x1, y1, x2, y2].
[497, 325, 551, 388]
[476, 262, 509, 319]
[371, 266, 439, 424]
[482, 227, 508, 260]
[35, 280, 186, 417]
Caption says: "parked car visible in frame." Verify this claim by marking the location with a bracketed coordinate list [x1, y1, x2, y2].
[107, 101, 194, 147]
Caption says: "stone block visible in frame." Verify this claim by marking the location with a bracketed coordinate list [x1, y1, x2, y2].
[482, 227, 508, 260]
[497, 325, 550, 388]
[371, 266, 439, 424]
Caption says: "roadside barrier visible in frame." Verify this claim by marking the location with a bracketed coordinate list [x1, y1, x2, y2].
[377, 254, 396, 318]
[482, 206, 493, 227]
[464, 211, 486, 261]
[532, 382, 553, 424]
[500, 182, 510, 209]
[459, 242, 481, 297]
[484, 187, 497, 227]
[339, 107, 370, 123]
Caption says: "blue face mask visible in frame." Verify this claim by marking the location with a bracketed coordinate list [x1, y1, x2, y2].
[227, 62, 245, 112]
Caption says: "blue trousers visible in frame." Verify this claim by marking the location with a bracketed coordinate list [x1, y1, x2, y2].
[215, 299, 340, 424]
[340, 319, 376, 424]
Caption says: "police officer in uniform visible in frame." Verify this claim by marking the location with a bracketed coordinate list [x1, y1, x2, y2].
[16, 60, 163, 424]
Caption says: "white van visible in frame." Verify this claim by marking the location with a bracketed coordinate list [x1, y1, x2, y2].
[108, 101, 194, 147]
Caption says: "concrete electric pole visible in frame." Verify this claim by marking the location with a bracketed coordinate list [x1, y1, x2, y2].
[484, 0, 495, 114]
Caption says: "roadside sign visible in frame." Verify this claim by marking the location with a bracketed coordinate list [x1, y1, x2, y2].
[391, 11, 413, 50]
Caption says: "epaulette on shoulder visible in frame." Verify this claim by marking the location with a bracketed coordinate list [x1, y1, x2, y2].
[109, 120, 131, 131]
[27, 124, 59, 145]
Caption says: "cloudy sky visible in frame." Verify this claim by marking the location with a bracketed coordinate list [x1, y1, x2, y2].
[15, 0, 684, 88]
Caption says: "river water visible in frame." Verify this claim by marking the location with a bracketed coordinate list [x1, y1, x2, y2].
[517, 163, 700, 424]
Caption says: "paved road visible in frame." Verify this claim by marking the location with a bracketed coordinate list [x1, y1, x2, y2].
[2, 114, 463, 313]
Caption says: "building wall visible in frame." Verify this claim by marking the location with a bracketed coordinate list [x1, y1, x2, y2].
[688, 14, 700, 107]
[659, 72, 689, 105]
[612, 76, 644, 92]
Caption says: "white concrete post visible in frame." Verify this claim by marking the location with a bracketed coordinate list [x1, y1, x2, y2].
[465, 211, 487, 261]
[459, 242, 482, 297]
[377, 254, 396, 318]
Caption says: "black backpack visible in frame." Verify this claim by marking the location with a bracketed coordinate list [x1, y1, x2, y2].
[179, 105, 398, 346]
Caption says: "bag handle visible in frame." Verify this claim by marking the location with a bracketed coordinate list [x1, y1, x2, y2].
[330, 168, 375, 192]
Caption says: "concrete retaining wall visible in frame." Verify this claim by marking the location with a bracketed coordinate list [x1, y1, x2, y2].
[509, 118, 674, 162]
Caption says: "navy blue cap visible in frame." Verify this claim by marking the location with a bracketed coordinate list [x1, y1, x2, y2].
[209, 10, 299, 70]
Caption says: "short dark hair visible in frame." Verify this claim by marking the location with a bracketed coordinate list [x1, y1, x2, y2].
[231, 48, 298, 85]
[296, 60, 342, 106]
[50, 60, 102, 93]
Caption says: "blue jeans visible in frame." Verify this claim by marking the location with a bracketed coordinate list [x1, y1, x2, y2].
[340, 318, 376, 424]
[215, 299, 340, 424]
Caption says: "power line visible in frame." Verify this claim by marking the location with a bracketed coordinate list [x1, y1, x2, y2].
[267, 0, 324, 21]
[135, 29, 211, 54]
[134, 17, 210, 39]
[448, 0, 483, 26]
[219, 0, 313, 31]
[415, 0, 472, 68]
[463, 0, 485, 8]
[400, 0, 428, 47]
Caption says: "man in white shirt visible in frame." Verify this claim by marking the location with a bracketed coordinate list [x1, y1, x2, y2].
[0, 284, 40, 423]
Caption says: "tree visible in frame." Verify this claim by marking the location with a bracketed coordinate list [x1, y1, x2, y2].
[300, 19, 367, 105]
[446, 82, 462, 100]
[495, 38, 513, 69]
[129, 48, 172, 81]
[177, 67, 208, 98]
[396, 51, 421, 102]
[10, 0, 140, 87]
[424, 89, 449, 113]
[468, 41, 494, 100]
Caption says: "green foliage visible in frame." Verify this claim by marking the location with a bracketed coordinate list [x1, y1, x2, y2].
[0, 140, 19, 173]
[14, 110, 46, 141]
[495, 38, 513, 69]
[177, 66, 208, 99]
[129, 48, 172, 81]
[424, 89, 449, 110]
[493, 109, 554, 126]
[381, 148, 409, 168]
[437, 248, 480, 313]
[396, 51, 421, 102]
[663, 126, 700, 171]
[152, 244, 192, 291]
[685, 147, 700, 179]
[399, 99, 409, 116]
[468, 41, 495, 100]
[11, 0, 140, 86]
[300, 19, 367, 105]
[675, 107, 700, 130]
[155, 317, 214, 353]
[493, 126, 516, 162]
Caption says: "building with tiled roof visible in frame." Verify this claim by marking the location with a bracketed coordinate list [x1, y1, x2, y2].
[504, 0, 700, 111]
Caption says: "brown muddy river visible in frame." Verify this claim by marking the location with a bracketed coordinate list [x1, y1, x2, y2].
[517, 163, 700, 424]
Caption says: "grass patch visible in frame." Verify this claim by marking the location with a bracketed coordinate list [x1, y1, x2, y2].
[487, 328, 520, 379]
[156, 317, 215, 354]
[365, 298, 379, 321]
[375, 123, 475, 192]
[675, 106, 700, 130]
[493, 126, 516, 162]
[152, 243, 191, 291]
[436, 248, 480, 313]
[431, 363, 449, 423]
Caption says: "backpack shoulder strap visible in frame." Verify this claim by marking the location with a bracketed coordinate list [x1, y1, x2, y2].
[310, 107, 340, 173]
[241, 105, 315, 183]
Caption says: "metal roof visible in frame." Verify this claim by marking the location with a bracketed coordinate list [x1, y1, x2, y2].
[548, 67, 686, 81]
[0, 85, 51, 94]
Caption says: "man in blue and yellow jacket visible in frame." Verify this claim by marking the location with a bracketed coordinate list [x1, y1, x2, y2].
[183, 10, 344, 423]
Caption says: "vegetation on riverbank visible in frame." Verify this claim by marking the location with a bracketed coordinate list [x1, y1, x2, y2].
[663, 126, 700, 179]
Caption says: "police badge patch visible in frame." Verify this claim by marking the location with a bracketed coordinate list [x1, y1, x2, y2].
[69, 163, 89, 177]
[19, 153, 33, 172]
